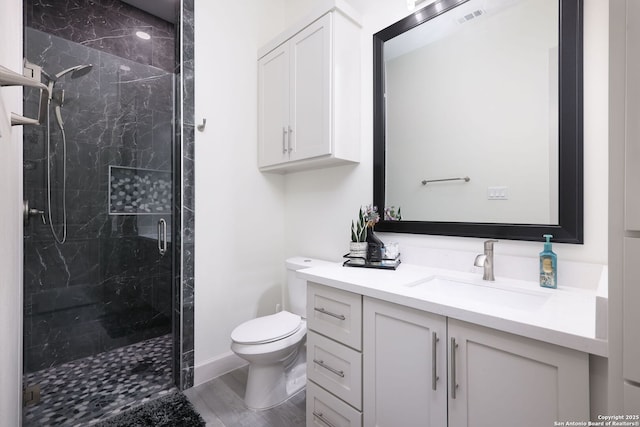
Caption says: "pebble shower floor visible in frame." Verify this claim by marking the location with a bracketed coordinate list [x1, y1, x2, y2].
[23, 334, 175, 426]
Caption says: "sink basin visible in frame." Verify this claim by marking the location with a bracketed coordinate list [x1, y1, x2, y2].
[406, 276, 550, 312]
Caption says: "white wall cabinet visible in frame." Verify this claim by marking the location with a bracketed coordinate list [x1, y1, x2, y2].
[611, 0, 640, 411]
[257, 4, 360, 172]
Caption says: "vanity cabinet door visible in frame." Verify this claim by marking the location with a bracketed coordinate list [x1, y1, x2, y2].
[447, 319, 589, 427]
[363, 297, 447, 427]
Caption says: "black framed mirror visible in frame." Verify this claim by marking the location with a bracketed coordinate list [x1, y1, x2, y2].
[373, 0, 583, 243]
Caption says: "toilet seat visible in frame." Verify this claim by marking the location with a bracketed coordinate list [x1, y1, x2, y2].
[231, 311, 302, 345]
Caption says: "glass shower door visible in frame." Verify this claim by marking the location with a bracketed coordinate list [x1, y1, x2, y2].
[21, 5, 177, 422]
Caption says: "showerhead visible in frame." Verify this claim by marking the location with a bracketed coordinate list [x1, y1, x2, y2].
[44, 64, 93, 102]
[54, 64, 93, 80]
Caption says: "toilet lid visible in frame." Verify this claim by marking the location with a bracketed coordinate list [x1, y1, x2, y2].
[231, 311, 302, 345]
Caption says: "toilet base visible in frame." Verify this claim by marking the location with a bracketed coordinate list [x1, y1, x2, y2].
[244, 345, 306, 410]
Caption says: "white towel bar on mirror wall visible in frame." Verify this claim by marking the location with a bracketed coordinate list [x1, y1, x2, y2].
[421, 176, 471, 185]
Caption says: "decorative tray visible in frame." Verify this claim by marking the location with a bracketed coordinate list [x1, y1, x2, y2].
[342, 253, 401, 270]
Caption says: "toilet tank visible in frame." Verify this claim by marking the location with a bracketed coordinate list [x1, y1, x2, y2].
[285, 257, 332, 318]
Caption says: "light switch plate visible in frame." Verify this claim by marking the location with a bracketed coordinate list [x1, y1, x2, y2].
[487, 186, 508, 200]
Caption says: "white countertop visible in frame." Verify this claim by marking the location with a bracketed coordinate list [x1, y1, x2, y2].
[298, 262, 608, 357]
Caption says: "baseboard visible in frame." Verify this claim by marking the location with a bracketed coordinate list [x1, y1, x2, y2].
[193, 351, 247, 387]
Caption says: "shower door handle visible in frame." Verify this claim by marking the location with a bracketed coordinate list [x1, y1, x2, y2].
[157, 218, 167, 256]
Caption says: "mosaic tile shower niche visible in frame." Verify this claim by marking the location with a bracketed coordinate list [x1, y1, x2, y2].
[109, 166, 172, 215]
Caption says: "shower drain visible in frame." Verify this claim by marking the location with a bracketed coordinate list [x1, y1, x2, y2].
[88, 394, 117, 411]
[131, 358, 154, 374]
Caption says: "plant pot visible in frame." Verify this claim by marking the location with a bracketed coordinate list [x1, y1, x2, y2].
[349, 241, 368, 264]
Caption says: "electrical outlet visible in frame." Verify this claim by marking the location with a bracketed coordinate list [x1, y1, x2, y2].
[487, 186, 508, 200]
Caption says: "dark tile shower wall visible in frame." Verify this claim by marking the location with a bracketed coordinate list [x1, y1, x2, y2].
[26, 0, 175, 73]
[23, 0, 176, 373]
[175, 0, 195, 389]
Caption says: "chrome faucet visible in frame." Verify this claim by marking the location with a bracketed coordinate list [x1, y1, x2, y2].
[474, 240, 498, 281]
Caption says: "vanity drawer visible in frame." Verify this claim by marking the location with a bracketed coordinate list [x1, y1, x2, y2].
[307, 282, 362, 350]
[307, 330, 362, 409]
[307, 379, 362, 427]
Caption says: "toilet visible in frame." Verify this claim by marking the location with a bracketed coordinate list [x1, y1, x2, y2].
[230, 257, 330, 410]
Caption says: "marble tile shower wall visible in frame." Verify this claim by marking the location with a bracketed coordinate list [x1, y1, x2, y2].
[175, 0, 195, 389]
[26, 0, 175, 73]
[22, 20, 175, 370]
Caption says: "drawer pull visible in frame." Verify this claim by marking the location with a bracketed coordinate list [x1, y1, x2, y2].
[313, 411, 338, 427]
[314, 307, 346, 320]
[313, 359, 345, 378]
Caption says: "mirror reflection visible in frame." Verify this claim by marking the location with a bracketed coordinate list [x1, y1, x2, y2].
[373, 0, 583, 243]
[384, 0, 559, 224]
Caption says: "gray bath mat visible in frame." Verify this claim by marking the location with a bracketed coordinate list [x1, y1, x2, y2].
[94, 392, 205, 427]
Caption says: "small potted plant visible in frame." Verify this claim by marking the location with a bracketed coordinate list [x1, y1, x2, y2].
[350, 207, 368, 262]
[384, 206, 402, 221]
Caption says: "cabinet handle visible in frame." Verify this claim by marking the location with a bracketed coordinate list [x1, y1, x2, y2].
[432, 331, 439, 391]
[282, 127, 288, 154]
[450, 337, 459, 399]
[313, 359, 345, 378]
[288, 125, 293, 153]
[314, 307, 346, 320]
[313, 411, 338, 427]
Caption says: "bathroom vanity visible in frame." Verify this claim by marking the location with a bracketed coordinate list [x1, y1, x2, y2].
[301, 263, 606, 427]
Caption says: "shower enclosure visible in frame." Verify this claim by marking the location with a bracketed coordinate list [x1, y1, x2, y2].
[23, 24, 175, 360]
[20, 0, 195, 423]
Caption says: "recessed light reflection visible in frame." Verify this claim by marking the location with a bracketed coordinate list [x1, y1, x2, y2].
[135, 31, 151, 40]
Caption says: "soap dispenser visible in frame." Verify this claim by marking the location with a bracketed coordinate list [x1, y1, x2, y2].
[539, 234, 557, 289]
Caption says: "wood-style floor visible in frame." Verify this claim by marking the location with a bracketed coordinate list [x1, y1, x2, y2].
[185, 366, 306, 427]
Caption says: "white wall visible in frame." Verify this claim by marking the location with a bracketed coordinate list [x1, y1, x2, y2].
[0, 0, 24, 423]
[284, 0, 608, 266]
[193, 0, 288, 380]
